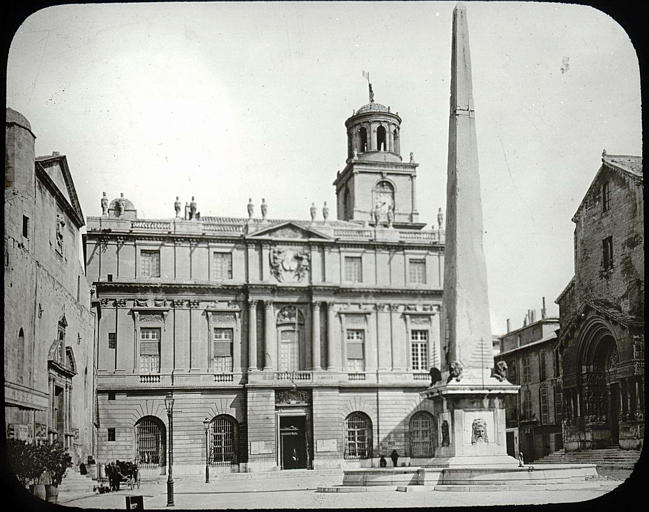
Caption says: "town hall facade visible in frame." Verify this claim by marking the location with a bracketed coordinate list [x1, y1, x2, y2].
[84, 97, 446, 474]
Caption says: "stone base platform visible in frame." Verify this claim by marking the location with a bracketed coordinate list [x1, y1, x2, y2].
[340, 463, 599, 490]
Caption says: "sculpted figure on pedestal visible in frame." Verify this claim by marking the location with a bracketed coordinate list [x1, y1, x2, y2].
[492, 360, 508, 382]
[386, 204, 394, 228]
[447, 361, 463, 383]
[101, 192, 108, 215]
[174, 196, 181, 218]
[261, 198, 268, 219]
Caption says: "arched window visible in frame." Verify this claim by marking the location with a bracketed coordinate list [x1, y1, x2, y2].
[344, 412, 372, 459]
[377, 125, 386, 151]
[393, 128, 400, 154]
[359, 127, 368, 152]
[209, 415, 239, 465]
[276, 306, 305, 372]
[409, 411, 435, 457]
[135, 416, 166, 468]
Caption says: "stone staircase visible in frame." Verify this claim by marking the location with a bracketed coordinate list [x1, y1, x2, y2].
[534, 448, 642, 480]
[56, 468, 98, 503]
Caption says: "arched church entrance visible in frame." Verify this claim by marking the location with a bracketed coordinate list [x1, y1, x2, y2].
[581, 327, 620, 448]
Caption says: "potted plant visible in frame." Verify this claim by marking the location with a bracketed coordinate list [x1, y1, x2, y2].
[6, 439, 48, 498]
[44, 442, 72, 503]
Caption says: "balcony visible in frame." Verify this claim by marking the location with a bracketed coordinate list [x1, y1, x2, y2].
[98, 369, 437, 389]
[97, 371, 244, 389]
[139, 375, 161, 383]
[347, 373, 366, 381]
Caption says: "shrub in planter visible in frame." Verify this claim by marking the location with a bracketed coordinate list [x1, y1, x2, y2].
[44, 442, 72, 486]
[6, 438, 72, 502]
[5, 439, 45, 488]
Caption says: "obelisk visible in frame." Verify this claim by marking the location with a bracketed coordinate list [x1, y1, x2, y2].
[422, 3, 519, 466]
[442, 2, 493, 376]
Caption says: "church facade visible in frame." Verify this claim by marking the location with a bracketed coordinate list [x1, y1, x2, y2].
[4, 109, 95, 465]
[85, 98, 446, 473]
[555, 152, 643, 452]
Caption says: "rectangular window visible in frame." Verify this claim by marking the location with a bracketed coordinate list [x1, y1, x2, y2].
[602, 181, 610, 212]
[55, 213, 64, 255]
[523, 389, 533, 419]
[139, 327, 161, 373]
[540, 385, 549, 424]
[344, 256, 362, 283]
[108, 332, 116, 349]
[554, 386, 563, 423]
[346, 329, 365, 371]
[410, 330, 429, 370]
[213, 328, 233, 372]
[108, 428, 116, 442]
[522, 356, 531, 383]
[508, 359, 518, 385]
[539, 350, 546, 381]
[212, 252, 233, 280]
[108, 392, 116, 401]
[408, 259, 427, 284]
[140, 250, 161, 278]
[22, 215, 29, 238]
[279, 330, 299, 371]
[602, 236, 613, 270]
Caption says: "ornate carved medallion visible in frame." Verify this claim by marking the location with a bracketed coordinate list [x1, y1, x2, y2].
[269, 246, 310, 282]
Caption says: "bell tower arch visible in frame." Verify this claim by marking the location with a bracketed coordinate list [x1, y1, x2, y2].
[334, 85, 423, 228]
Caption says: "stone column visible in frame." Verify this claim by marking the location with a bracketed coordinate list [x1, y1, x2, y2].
[311, 302, 322, 370]
[376, 305, 391, 371]
[248, 300, 258, 370]
[326, 302, 340, 370]
[390, 304, 401, 370]
[264, 301, 275, 371]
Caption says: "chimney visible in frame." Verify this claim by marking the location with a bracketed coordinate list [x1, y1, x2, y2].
[529, 309, 536, 324]
[506, 318, 511, 333]
[52, 151, 60, 156]
[542, 297, 547, 319]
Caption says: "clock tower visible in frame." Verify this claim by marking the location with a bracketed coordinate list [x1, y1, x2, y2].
[333, 90, 423, 229]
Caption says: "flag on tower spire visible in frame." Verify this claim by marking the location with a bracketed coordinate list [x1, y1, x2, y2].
[362, 70, 374, 102]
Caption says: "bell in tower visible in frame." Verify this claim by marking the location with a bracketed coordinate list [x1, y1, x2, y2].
[333, 81, 423, 229]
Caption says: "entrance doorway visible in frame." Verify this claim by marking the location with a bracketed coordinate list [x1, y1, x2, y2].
[279, 416, 307, 470]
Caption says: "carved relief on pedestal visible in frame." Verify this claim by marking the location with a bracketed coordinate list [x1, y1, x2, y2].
[269, 246, 310, 283]
[471, 418, 488, 444]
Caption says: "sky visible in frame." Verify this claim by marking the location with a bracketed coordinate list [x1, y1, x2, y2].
[6, 1, 642, 335]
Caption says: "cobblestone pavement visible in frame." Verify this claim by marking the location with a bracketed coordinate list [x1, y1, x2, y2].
[57, 478, 623, 509]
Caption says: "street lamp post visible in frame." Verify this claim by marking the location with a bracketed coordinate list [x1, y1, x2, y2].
[164, 393, 175, 507]
[203, 418, 210, 484]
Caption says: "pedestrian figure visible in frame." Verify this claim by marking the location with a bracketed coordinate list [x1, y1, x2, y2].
[79, 462, 87, 475]
[379, 455, 387, 468]
[518, 451, 524, 467]
[390, 449, 399, 467]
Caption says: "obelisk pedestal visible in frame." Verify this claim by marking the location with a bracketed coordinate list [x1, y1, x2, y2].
[421, 3, 519, 467]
